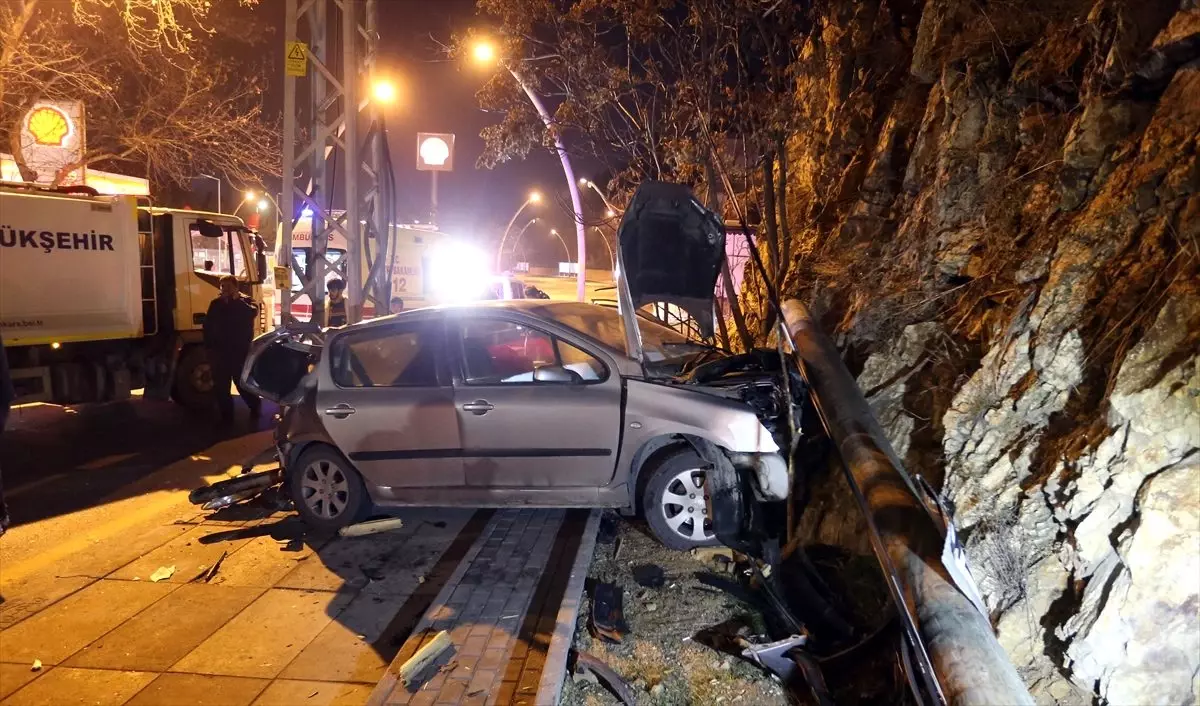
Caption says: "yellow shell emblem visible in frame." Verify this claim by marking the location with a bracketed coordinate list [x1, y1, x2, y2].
[27, 106, 71, 147]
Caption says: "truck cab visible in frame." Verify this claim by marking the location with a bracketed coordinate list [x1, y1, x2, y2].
[0, 185, 267, 408]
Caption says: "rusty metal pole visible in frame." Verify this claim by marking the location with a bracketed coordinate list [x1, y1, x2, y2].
[780, 299, 1033, 706]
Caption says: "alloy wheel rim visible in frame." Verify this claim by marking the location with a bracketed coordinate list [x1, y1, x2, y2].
[300, 459, 350, 519]
[659, 468, 714, 542]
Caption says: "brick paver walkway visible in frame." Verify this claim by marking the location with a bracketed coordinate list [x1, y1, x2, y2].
[0, 505, 480, 706]
[370, 509, 598, 706]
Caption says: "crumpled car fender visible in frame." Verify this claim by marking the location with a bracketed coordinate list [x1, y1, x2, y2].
[622, 379, 779, 454]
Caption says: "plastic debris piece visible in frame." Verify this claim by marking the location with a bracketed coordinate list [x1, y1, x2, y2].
[149, 565, 175, 582]
[191, 551, 228, 583]
[338, 517, 404, 537]
[31, 659, 42, 672]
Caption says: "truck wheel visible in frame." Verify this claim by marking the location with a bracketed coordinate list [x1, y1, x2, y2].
[172, 346, 213, 411]
[289, 445, 370, 531]
[641, 448, 720, 551]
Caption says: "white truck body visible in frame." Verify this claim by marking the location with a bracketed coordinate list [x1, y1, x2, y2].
[0, 191, 143, 346]
[0, 185, 266, 407]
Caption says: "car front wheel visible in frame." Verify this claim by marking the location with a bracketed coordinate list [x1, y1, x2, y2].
[290, 445, 369, 531]
[642, 449, 720, 551]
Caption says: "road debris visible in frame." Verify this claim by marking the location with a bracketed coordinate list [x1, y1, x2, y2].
[189, 468, 283, 507]
[30, 659, 42, 672]
[191, 551, 228, 583]
[201, 488, 261, 511]
[398, 630, 453, 689]
[691, 546, 735, 563]
[589, 581, 628, 643]
[632, 563, 665, 588]
[571, 649, 636, 705]
[361, 565, 385, 582]
[338, 517, 404, 537]
[149, 565, 175, 582]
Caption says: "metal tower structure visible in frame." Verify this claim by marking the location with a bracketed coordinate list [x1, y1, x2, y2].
[280, 0, 390, 327]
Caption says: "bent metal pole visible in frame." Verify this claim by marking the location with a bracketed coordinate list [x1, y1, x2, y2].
[780, 300, 1033, 706]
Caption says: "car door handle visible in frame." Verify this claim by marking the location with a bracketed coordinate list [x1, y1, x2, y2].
[462, 400, 494, 416]
[323, 403, 356, 418]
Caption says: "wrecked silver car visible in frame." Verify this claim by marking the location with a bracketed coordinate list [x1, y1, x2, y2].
[241, 182, 803, 551]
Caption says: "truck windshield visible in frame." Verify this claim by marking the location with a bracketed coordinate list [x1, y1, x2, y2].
[190, 225, 249, 279]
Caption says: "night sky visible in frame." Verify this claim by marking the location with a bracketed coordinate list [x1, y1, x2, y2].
[214, 0, 608, 268]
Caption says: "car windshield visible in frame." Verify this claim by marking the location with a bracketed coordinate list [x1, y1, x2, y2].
[528, 302, 706, 364]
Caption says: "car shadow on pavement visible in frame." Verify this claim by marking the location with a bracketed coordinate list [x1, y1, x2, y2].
[191, 500, 494, 682]
[1, 396, 276, 527]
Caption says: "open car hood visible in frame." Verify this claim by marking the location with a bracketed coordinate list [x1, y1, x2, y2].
[616, 182, 725, 341]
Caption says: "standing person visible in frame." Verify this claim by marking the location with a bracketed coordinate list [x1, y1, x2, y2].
[203, 275, 261, 425]
[0, 331, 12, 536]
[327, 279, 348, 327]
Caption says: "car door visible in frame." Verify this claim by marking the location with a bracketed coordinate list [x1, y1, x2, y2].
[316, 317, 464, 488]
[451, 315, 622, 488]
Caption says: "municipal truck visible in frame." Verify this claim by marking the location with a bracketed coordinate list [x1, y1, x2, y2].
[0, 183, 270, 408]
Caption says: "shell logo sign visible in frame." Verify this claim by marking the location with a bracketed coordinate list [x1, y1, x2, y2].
[26, 106, 73, 147]
[20, 100, 85, 186]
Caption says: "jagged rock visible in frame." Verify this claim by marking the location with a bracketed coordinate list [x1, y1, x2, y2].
[857, 322, 941, 460]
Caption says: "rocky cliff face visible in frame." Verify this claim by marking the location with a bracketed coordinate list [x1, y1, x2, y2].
[778, 1, 1200, 703]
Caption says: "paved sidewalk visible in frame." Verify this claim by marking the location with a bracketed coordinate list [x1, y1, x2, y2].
[370, 509, 599, 706]
[0, 502, 480, 706]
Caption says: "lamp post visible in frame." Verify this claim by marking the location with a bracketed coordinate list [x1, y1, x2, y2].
[474, 41, 587, 301]
[579, 177, 619, 214]
[549, 227, 571, 265]
[196, 173, 222, 213]
[507, 217, 539, 266]
[495, 191, 541, 272]
[593, 226, 614, 272]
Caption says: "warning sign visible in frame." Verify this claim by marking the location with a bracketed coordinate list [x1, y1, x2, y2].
[285, 41, 307, 77]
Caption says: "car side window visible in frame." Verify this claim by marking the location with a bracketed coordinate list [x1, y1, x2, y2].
[330, 322, 441, 388]
[459, 319, 607, 385]
[556, 338, 605, 381]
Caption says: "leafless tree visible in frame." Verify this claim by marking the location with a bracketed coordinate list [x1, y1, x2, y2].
[0, 0, 277, 188]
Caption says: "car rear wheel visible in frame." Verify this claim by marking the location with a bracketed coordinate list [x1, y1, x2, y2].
[290, 445, 369, 531]
[642, 449, 720, 551]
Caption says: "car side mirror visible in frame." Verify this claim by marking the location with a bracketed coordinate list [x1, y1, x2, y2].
[533, 365, 583, 384]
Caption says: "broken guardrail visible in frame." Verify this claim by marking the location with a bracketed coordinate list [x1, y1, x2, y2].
[780, 300, 1033, 706]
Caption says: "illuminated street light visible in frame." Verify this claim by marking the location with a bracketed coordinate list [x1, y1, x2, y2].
[496, 192, 542, 272]
[605, 209, 616, 218]
[371, 79, 397, 104]
[244, 190, 256, 202]
[471, 38, 587, 301]
[258, 199, 270, 212]
[472, 41, 496, 64]
[549, 227, 571, 264]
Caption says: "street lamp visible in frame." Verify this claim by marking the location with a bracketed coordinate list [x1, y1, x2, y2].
[474, 39, 588, 302]
[507, 217, 539, 265]
[495, 191, 541, 272]
[371, 78, 397, 104]
[579, 177, 620, 214]
[549, 227, 571, 265]
[196, 173, 222, 213]
[593, 226, 615, 271]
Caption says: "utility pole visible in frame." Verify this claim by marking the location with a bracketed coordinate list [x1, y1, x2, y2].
[281, 0, 388, 327]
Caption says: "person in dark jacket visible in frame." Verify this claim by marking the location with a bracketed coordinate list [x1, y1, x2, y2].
[204, 275, 261, 425]
[327, 279, 348, 327]
[0, 331, 12, 536]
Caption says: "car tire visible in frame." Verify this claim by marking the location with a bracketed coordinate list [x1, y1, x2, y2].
[172, 345, 213, 412]
[641, 448, 721, 551]
[289, 445, 370, 531]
